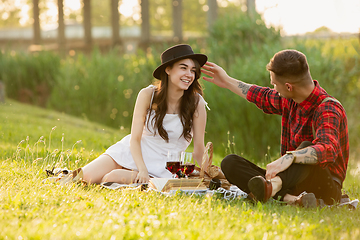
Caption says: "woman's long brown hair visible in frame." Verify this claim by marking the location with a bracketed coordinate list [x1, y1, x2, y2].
[147, 58, 203, 142]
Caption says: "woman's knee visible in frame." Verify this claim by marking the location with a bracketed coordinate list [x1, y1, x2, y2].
[82, 167, 102, 184]
[82, 155, 120, 183]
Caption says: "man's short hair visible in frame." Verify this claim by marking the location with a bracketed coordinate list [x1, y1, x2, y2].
[266, 50, 310, 83]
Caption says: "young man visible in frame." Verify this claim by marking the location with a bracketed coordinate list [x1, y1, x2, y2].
[201, 50, 348, 207]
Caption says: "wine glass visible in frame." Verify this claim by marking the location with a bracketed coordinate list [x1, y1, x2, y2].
[166, 151, 181, 178]
[180, 152, 195, 178]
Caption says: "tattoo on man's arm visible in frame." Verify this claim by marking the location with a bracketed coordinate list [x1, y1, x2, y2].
[304, 156, 312, 164]
[310, 148, 317, 159]
[297, 148, 318, 164]
[237, 82, 251, 95]
[297, 148, 308, 154]
[281, 154, 293, 164]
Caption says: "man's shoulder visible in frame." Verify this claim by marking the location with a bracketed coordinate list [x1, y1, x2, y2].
[317, 95, 344, 110]
[314, 95, 346, 119]
[319, 96, 342, 106]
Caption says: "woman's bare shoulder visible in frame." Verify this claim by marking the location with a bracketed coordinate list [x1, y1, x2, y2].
[138, 85, 155, 98]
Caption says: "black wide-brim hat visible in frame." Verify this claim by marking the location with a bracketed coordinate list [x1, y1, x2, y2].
[153, 44, 208, 80]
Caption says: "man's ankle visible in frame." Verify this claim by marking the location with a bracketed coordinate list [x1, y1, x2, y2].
[283, 193, 298, 203]
[270, 176, 282, 197]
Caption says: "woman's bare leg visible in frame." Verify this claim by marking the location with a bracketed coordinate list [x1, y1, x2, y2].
[82, 154, 122, 184]
[101, 169, 139, 184]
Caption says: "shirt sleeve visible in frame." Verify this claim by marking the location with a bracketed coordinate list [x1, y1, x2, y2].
[246, 85, 283, 115]
[311, 102, 342, 168]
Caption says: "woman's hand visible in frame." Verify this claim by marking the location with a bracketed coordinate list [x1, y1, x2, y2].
[134, 170, 150, 183]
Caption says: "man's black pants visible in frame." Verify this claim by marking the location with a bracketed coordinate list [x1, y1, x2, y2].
[221, 154, 342, 205]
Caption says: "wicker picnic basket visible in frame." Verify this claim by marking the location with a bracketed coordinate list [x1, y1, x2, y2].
[189, 142, 231, 190]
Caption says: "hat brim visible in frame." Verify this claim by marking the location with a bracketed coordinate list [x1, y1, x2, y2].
[152, 53, 208, 80]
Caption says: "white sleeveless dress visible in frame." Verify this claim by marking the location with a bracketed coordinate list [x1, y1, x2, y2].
[104, 85, 207, 178]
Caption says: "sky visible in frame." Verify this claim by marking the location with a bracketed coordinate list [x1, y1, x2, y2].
[10, 0, 360, 36]
[255, 0, 360, 35]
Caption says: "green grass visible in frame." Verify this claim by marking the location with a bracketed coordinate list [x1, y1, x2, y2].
[1, 100, 360, 240]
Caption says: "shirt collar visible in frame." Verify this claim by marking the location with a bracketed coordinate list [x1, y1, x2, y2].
[298, 80, 327, 114]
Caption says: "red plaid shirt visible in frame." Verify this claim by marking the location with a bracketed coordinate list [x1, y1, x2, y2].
[247, 80, 349, 182]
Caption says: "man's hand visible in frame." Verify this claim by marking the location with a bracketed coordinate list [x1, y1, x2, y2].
[201, 62, 230, 89]
[265, 154, 294, 180]
[201, 61, 252, 99]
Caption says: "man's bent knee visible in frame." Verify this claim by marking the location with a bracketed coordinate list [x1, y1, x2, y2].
[221, 154, 239, 173]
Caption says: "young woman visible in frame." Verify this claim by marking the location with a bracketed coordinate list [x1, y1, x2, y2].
[81, 44, 208, 184]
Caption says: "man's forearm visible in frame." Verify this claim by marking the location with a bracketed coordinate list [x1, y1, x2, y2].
[287, 147, 318, 165]
[237, 81, 252, 97]
[266, 147, 318, 180]
[226, 77, 252, 99]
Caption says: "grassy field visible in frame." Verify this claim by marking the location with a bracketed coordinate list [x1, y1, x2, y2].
[1, 99, 360, 240]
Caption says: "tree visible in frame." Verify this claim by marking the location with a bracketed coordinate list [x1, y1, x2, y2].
[0, 0, 26, 28]
[149, 0, 207, 35]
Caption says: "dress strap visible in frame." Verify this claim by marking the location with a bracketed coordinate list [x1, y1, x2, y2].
[148, 85, 156, 109]
[198, 93, 210, 110]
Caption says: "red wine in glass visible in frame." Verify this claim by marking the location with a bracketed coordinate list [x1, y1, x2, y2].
[181, 163, 195, 177]
[166, 161, 181, 177]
